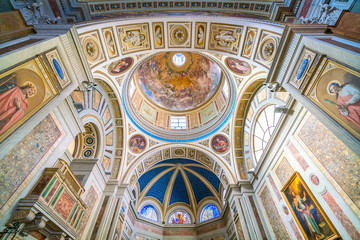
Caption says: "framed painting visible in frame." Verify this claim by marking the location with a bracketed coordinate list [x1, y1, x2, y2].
[0, 57, 57, 142]
[306, 59, 360, 139]
[281, 172, 339, 240]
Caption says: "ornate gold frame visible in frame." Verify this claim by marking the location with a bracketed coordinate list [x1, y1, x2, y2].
[281, 172, 340, 240]
[305, 59, 360, 140]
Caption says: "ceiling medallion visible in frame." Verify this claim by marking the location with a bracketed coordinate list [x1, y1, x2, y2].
[166, 52, 192, 73]
[83, 37, 99, 61]
[170, 25, 189, 45]
[260, 36, 277, 62]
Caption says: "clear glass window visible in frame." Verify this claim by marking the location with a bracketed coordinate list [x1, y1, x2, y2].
[252, 104, 281, 162]
[170, 116, 187, 130]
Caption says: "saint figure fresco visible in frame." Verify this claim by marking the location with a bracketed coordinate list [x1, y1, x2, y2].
[212, 135, 229, 153]
[108, 57, 133, 75]
[327, 80, 360, 128]
[0, 73, 37, 134]
[226, 57, 251, 75]
[317, 67, 360, 137]
[129, 135, 146, 153]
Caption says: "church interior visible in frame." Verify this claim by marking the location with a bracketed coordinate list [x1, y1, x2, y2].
[0, 0, 359, 239]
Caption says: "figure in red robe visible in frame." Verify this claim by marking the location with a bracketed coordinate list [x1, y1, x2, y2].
[328, 81, 360, 128]
[0, 74, 37, 134]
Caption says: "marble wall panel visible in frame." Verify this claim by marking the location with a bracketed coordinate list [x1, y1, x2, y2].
[248, 196, 267, 239]
[259, 185, 290, 239]
[297, 114, 360, 209]
[322, 191, 360, 239]
[0, 115, 61, 210]
[54, 190, 75, 220]
[274, 156, 294, 187]
[77, 185, 99, 237]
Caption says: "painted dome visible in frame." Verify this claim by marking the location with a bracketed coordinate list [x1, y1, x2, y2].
[123, 51, 235, 142]
[135, 52, 222, 111]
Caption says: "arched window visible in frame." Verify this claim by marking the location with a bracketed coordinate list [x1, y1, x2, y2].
[252, 104, 282, 162]
[200, 204, 220, 222]
[243, 85, 289, 169]
[168, 210, 191, 224]
[140, 205, 158, 222]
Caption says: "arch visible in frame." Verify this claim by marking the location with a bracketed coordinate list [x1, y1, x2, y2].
[70, 80, 124, 176]
[76, 16, 285, 184]
[231, 73, 267, 181]
[72, 122, 100, 159]
[243, 85, 289, 170]
[123, 144, 235, 187]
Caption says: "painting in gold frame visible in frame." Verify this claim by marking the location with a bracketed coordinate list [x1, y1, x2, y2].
[306, 59, 360, 140]
[281, 172, 339, 240]
[0, 57, 57, 142]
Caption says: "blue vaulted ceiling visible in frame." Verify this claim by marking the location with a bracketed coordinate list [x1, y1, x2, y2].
[137, 158, 223, 209]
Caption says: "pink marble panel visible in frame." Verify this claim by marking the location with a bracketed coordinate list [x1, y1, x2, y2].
[268, 175, 282, 201]
[290, 221, 303, 240]
[322, 191, 360, 239]
[54, 191, 75, 220]
[259, 186, 290, 239]
[287, 142, 309, 170]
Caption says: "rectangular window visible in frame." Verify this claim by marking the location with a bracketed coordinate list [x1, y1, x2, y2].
[170, 116, 187, 130]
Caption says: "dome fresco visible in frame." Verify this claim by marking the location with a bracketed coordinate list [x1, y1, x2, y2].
[136, 159, 222, 216]
[135, 52, 222, 111]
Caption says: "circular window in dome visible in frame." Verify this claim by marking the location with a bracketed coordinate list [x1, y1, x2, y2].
[172, 53, 186, 66]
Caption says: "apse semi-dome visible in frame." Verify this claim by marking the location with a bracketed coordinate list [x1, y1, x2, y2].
[123, 51, 235, 142]
[136, 159, 223, 222]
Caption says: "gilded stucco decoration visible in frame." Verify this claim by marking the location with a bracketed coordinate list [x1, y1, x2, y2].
[289, 48, 317, 90]
[209, 23, 242, 54]
[255, 31, 280, 67]
[124, 147, 232, 188]
[242, 27, 257, 58]
[80, 31, 105, 68]
[117, 23, 151, 54]
[195, 22, 207, 49]
[167, 22, 192, 48]
[101, 27, 119, 59]
[152, 22, 165, 49]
